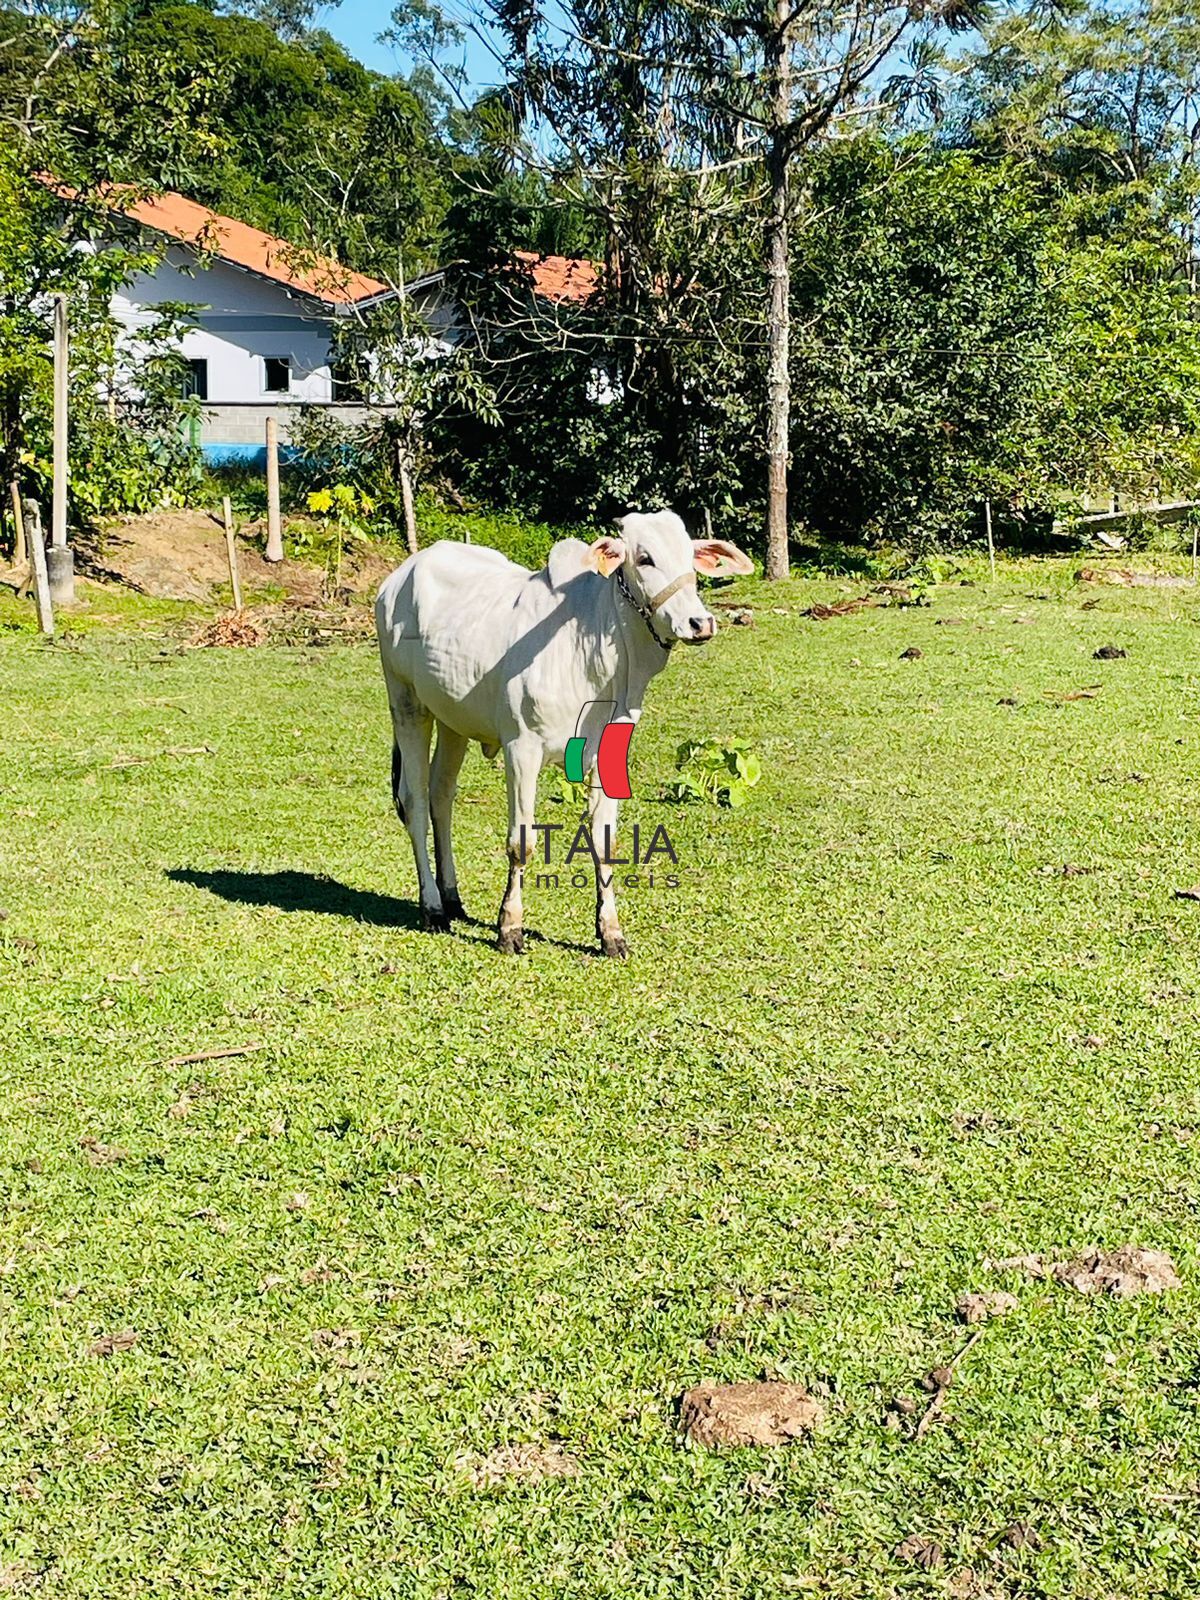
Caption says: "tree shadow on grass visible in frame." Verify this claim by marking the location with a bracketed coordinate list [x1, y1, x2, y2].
[167, 868, 423, 930]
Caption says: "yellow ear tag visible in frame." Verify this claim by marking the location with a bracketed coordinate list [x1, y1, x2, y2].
[585, 542, 623, 577]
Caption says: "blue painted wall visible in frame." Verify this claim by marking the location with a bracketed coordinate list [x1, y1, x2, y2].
[202, 443, 305, 467]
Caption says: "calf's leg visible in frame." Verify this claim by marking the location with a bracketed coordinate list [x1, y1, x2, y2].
[430, 722, 469, 921]
[497, 737, 541, 954]
[588, 781, 628, 958]
[387, 688, 445, 932]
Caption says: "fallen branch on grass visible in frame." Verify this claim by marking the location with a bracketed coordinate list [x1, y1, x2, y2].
[157, 1042, 263, 1068]
[108, 745, 214, 769]
[1043, 685, 1102, 703]
[1077, 566, 1191, 589]
[803, 594, 879, 620]
[802, 583, 915, 621]
[914, 1327, 985, 1441]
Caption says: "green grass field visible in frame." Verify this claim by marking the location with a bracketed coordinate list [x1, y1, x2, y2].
[6, 557, 1200, 1596]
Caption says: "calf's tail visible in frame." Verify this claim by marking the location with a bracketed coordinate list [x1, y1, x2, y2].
[392, 742, 406, 823]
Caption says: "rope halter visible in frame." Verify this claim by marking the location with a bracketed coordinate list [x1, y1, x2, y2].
[615, 564, 698, 652]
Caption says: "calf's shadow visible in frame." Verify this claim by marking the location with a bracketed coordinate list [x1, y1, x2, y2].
[167, 868, 423, 930]
[168, 869, 595, 955]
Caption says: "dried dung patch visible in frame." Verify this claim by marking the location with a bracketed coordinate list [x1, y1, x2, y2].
[956, 1290, 1018, 1324]
[80, 1136, 126, 1165]
[456, 1442, 580, 1488]
[1000, 1521, 1042, 1551]
[894, 1534, 944, 1570]
[992, 1245, 1180, 1297]
[0, 1563, 41, 1592]
[88, 1328, 138, 1357]
[679, 1380, 824, 1448]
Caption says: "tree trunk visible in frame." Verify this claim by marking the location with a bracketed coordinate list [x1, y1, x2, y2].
[399, 452, 418, 557]
[764, 0, 792, 580]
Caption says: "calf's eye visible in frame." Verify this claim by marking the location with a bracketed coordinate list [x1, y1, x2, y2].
[637, 553, 654, 567]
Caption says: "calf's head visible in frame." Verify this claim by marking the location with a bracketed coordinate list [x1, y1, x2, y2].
[586, 511, 754, 644]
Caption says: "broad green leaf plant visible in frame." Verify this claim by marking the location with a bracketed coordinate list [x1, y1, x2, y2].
[668, 739, 762, 809]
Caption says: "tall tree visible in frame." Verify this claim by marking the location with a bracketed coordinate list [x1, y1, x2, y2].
[224, 0, 342, 43]
[0, 14, 211, 535]
[486, 0, 986, 574]
[1, 3, 453, 278]
[962, 0, 1200, 282]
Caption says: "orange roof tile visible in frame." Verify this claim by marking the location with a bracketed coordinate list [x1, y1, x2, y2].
[48, 180, 390, 306]
[515, 250, 601, 305]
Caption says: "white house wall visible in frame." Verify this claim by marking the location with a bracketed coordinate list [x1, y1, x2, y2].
[112, 249, 338, 407]
[109, 245, 451, 463]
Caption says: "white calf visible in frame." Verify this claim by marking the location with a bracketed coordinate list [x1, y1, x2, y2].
[374, 510, 753, 955]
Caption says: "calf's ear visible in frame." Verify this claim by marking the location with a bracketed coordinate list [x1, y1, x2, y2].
[584, 536, 627, 576]
[692, 540, 755, 576]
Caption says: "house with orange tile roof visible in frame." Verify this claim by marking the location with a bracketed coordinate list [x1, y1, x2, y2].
[57, 183, 449, 462]
[49, 180, 601, 461]
[512, 250, 601, 305]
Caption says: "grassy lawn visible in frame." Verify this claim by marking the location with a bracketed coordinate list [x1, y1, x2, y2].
[6, 556, 1200, 1596]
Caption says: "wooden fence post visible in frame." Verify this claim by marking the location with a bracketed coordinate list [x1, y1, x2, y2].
[23, 498, 53, 637]
[9, 479, 26, 568]
[985, 497, 996, 583]
[48, 292, 75, 605]
[264, 417, 283, 562]
[391, 435, 418, 556]
[222, 495, 243, 611]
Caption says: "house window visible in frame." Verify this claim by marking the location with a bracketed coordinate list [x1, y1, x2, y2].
[332, 358, 368, 402]
[264, 357, 291, 394]
[181, 358, 208, 401]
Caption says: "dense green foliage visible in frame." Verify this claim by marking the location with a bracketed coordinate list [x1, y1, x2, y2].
[790, 142, 1200, 545]
[0, 151, 202, 539]
[91, 4, 450, 278]
[2, 0, 1200, 553]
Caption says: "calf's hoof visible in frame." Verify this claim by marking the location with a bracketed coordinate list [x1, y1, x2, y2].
[441, 892, 467, 922]
[422, 906, 452, 934]
[601, 933, 629, 960]
[496, 927, 524, 956]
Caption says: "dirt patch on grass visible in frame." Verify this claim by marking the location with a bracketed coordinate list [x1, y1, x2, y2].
[956, 1290, 1018, 1324]
[992, 1245, 1181, 1296]
[81, 509, 395, 606]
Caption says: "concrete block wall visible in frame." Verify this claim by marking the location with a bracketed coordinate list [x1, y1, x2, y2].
[200, 403, 377, 464]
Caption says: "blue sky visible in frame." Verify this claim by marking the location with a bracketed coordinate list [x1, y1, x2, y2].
[318, 0, 499, 90]
[318, 0, 400, 73]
